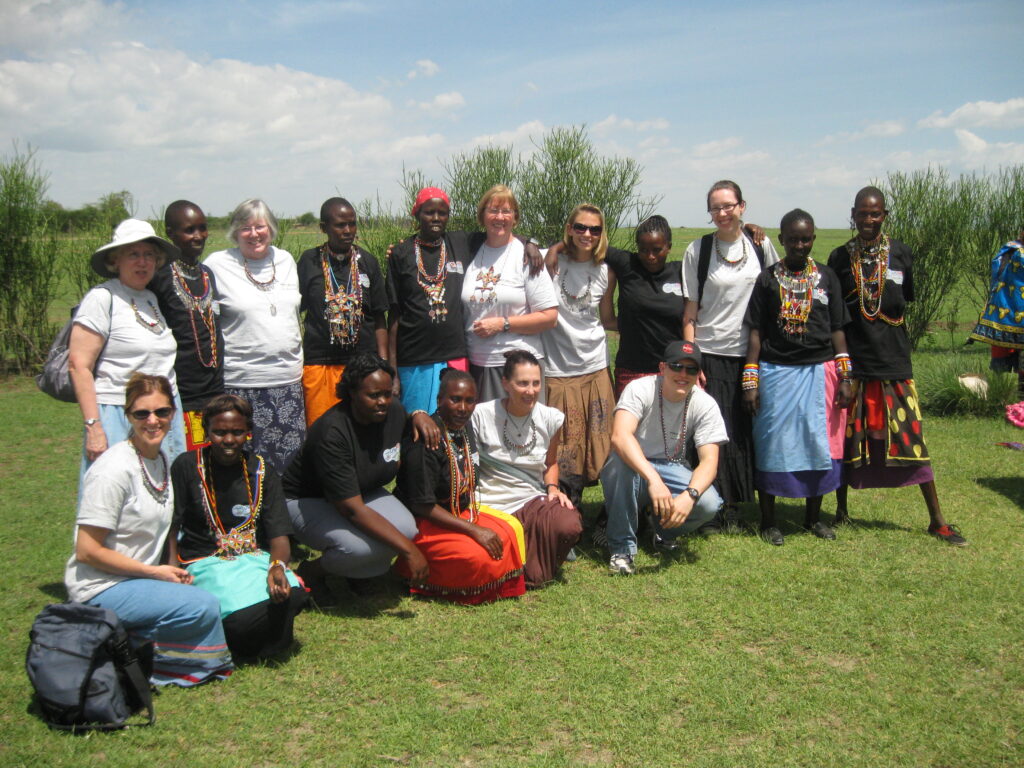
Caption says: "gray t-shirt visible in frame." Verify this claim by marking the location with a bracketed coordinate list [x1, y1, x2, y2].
[541, 253, 610, 376]
[615, 376, 728, 467]
[64, 441, 174, 603]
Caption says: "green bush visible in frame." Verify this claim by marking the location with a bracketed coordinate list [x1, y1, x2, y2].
[914, 353, 1018, 416]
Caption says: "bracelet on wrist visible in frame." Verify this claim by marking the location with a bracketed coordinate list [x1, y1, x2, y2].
[269, 559, 285, 572]
[545, 483, 559, 490]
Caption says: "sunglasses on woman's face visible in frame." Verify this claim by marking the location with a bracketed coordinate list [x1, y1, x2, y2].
[129, 407, 174, 420]
[571, 222, 603, 236]
[666, 362, 699, 375]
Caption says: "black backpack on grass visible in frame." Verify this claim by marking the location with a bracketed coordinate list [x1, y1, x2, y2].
[26, 602, 155, 731]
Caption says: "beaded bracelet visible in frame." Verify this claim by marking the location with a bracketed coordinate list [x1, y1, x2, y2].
[834, 353, 853, 381]
[741, 363, 760, 391]
[269, 559, 285, 571]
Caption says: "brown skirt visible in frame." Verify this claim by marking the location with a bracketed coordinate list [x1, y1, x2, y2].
[546, 369, 614, 487]
[514, 495, 582, 589]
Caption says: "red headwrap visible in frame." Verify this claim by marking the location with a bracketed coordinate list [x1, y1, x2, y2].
[412, 187, 451, 217]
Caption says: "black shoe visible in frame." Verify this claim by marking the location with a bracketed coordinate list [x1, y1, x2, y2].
[834, 510, 851, 526]
[806, 521, 836, 540]
[295, 559, 337, 608]
[591, 522, 608, 549]
[697, 519, 723, 536]
[721, 504, 742, 532]
[760, 526, 784, 546]
[653, 533, 681, 552]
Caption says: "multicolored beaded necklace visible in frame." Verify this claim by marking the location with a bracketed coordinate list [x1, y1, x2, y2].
[501, 405, 537, 457]
[846, 235, 903, 326]
[714, 233, 748, 268]
[170, 260, 218, 367]
[658, 381, 693, 464]
[243, 253, 276, 291]
[196, 447, 265, 559]
[442, 427, 479, 523]
[414, 237, 449, 323]
[774, 259, 817, 336]
[321, 244, 363, 347]
[130, 298, 165, 334]
[133, 442, 169, 503]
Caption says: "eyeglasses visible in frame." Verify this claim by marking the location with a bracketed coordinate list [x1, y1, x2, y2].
[666, 362, 699, 375]
[708, 203, 741, 215]
[485, 207, 515, 217]
[129, 407, 174, 420]
[571, 222, 603, 236]
[239, 224, 270, 236]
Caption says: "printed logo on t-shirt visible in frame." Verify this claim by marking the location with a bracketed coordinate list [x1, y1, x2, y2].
[447, 261, 464, 274]
[383, 443, 400, 463]
[813, 288, 829, 304]
[662, 282, 683, 296]
[889, 269, 904, 285]
[212, 300, 221, 315]
[471, 451, 479, 466]
[231, 504, 253, 523]
[359, 273, 371, 288]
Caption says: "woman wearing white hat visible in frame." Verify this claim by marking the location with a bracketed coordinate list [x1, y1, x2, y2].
[69, 219, 187, 481]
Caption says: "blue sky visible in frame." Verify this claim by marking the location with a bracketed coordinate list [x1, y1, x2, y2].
[1, 0, 1022, 227]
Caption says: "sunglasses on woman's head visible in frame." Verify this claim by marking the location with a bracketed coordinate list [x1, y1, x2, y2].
[666, 362, 699, 375]
[129, 407, 174, 420]
[571, 222, 602, 236]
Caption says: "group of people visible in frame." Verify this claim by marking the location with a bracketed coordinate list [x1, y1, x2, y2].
[61, 180, 967, 688]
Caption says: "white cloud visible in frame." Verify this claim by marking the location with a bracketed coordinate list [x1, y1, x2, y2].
[954, 129, 1024, 164]
[407, 59, 440, 79]
[407, 91, 465, 115]
[524, 81, 539, 92]
[692, 136, 742, 158]
[467, 120, 546, 151]
[0, 0, 130, 54]
[818, 120, 906, 145]
[593, 114, 670, 134]
[919, 97, 1024, 129]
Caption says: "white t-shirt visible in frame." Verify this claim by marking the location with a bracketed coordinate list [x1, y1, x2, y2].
[74, 279, 178, 405]
[681, 234, 780, 357]
[64, 440, 174, 603]
[471, 398, 565, 514]
[615, 376, 728, 467]
[461, 239, 558, 367]
[541, 253, 610, 376]
[204, 246, 303, 388]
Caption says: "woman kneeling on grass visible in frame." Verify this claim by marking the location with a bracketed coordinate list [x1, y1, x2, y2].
[395, 368, 527, 603]
[64, 373, 234, 686]
[471, 350, 582, 589]
[743, 209, 853, 546]
[169, 394, 308, 660]
[829, 187, 966, 545]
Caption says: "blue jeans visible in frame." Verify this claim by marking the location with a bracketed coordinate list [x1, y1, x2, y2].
[601, 452, 723, 556]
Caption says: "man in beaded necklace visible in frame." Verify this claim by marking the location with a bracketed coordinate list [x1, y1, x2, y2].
[600, 341, 728, 575]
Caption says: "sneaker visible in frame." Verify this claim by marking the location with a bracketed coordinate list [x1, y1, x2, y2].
[591, 522, 608, 549]
[653, 533, 681, 552]
[928, 523, 968, 547]
[608, 553, 636, 575]
[805, 521, 836, 540]
[760, 526, 785, 546]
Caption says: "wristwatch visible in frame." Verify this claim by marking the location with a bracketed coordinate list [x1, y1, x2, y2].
[683, 486, 700, 501]
[84, 418, 100, 427]
[503, 318, 511, 333]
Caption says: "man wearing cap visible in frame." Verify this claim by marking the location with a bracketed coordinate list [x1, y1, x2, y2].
[600, 340, 728, 575]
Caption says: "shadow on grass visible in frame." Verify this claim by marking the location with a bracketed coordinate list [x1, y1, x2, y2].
[976, 476, 1024, 508]
[38, 582, 66, 601]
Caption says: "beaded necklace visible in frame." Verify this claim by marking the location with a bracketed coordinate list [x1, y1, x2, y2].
[714, 234, 748, 268]
[130, 298, 165, 334]
[132, 442, 169, 503]
[243, 253, 276, 291]
[559, 258, 594, 314]
[845, 235, 903, 326]
[196, 447, 265, 559]
[774, 260, 817, 336]
[414, 237, 449, 323]
[170, 260, 218, 367]
[658, 379, 693, 464]
[501, 403, 537, 457]
[442, 426, 479, 523]
[321, 244, 363, 347]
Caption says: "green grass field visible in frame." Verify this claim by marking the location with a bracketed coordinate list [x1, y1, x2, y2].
[3, 224, 1022, 766]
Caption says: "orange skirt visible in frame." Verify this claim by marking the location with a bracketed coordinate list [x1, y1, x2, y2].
[397, 504, 526, 604]
[302, 364, 345, 427]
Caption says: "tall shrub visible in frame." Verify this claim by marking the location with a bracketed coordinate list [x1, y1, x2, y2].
[0, 145, 60, 373]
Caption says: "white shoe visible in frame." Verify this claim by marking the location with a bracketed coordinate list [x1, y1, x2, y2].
[608, 553, 635, 575]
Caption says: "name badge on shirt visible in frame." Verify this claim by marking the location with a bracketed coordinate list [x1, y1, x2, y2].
[211, 300, 221, 315]
[471, 451, 479, 466]
[813, 288, 829, 304]
[447, 261, 464, 274]
[662, 282, 683, 296]
[889, 269, 904, 285]
[359, 273, 370, 288]
[383, 443, 400, 463]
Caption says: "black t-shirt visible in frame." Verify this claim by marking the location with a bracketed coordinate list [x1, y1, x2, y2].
[827, 239, 915, 380]
[298, 245, 388, 365]
[282, 399, 406, 502]
[385, 231, 475, 366]
[148, 262, 225, 411]
[171, 450, 292, 562]
[395, 415, 478, 513]
[605, 247, 685, 373]
[744, 260, 848, 366]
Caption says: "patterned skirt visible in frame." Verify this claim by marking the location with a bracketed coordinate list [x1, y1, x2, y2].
[226, 382, 306, 475]
[546, 369, 614, 488]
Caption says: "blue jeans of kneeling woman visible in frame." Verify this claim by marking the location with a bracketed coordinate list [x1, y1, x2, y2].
[601, 453, 723, 556]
